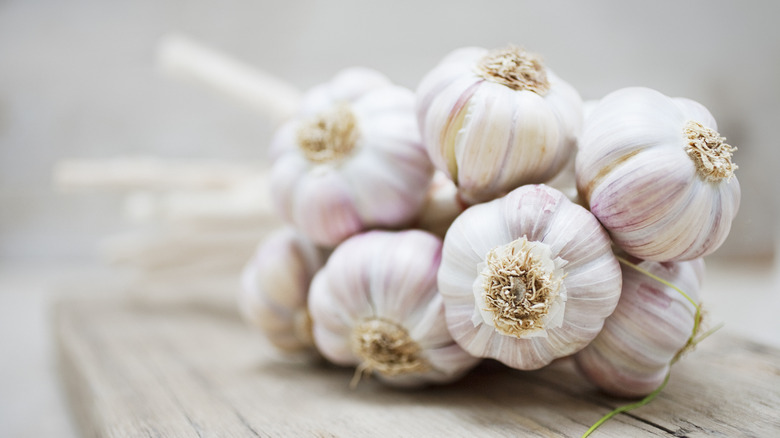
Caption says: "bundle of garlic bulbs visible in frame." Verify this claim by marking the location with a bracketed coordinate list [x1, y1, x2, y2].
[240, 44, 740, 408]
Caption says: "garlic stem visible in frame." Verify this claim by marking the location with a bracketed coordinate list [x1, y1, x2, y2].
[53, 157, 261, 191]
[157, 34, 302, 122]
[692, 322, 725, 345]
[616, 256, 702, 354]
[582, 322, 724, 438]
[581, 371, 672, 438]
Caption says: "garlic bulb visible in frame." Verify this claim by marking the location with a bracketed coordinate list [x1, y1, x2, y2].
[438, 184, 622, 370]
[240, 227, 327, 354]
[268, 67, 392, 161]
[575, 87, 740, 261]
[411, 170, 468, 238]
[308, 230, 479, 387]
[416, 46, 583, 204]
[574, 257, 705, 398]
[270, 68, 434, 247]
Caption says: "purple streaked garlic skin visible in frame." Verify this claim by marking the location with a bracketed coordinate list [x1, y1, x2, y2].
[416, 46, 583, 204]
[438, 184, 622, 370]
[270, 68, 434, 247]
[239, 227, 327, 355]
[308, 229, 479, 387]
[576, 87, 740, 262]
[574, 257, 705, 398]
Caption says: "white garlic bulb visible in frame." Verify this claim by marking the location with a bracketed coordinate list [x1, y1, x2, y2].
[270, 68, 434, 247]
[576, 87, 740, 262]
[239, 227, 327, 354]
[411, 170, 468, 238]
[416, 46, 583, 204]
[309, 230, 480, 387]
[438, 184, 622, 370]
[575, 257, 705, 398]
[268, 67, 392, 161]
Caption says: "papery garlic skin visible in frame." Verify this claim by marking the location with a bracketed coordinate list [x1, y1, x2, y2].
[545, 151, 580, 206]
[574, 258, 705, 398]
[416, 46, 583, 204]
[309, 230, 480, 387]
[576, 87, 740, 262]
[411, 170, 468, 238]
[239, 227, 327, 354]
[439, 184, 622, 370]
[270, 68, 434, 247]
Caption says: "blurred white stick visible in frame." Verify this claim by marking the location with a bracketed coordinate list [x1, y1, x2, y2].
[100, 225, 275, 272]
[53, 157, 262, 191]
[120, 173, 276, 225]
[53, 157, 277, 225]
[157, 34, 302, 122]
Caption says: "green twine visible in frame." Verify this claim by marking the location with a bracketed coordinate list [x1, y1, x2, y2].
[581, 372, 671, 437]
[581, 256, 720, 438]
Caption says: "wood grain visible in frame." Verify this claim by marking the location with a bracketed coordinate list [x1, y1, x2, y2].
[56, 298, 780, 437]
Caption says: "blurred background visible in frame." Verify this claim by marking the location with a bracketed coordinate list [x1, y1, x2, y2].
[1, 1, 778, 437]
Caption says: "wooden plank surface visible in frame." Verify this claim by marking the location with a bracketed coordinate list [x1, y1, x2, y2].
[56, 297, 780, 438]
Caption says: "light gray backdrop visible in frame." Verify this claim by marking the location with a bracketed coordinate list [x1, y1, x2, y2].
[1, 0, 777, 261]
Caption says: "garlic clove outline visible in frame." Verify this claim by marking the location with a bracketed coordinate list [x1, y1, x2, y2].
[574, 257, 705, 398]
[438, 184, 622, 370]
[416, 46, 583, 204]
[308, 229, 480, 387]
[270, 68, 434, 247]
[575, 87, 740, 262]
[239, 226, 328, 355]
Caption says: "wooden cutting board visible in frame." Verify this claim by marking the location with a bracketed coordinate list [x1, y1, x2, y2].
[56, 297, 780, 437]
